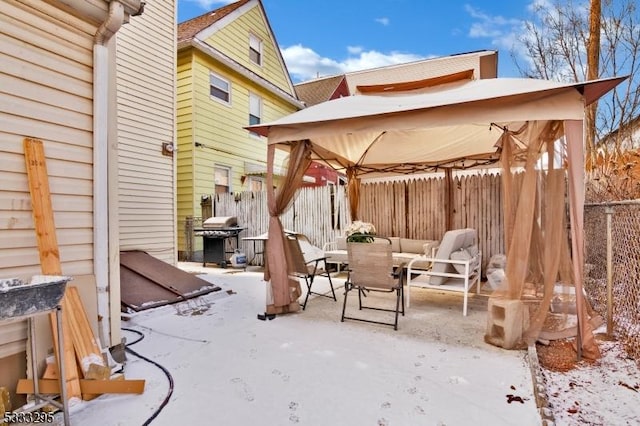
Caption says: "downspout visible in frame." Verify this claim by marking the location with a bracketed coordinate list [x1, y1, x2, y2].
[94, 1, 125, 348]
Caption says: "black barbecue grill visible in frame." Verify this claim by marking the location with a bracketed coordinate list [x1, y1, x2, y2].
[195, 216, 244, 268]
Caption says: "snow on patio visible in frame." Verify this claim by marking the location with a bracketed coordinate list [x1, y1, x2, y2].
[68, 265, 542, 425]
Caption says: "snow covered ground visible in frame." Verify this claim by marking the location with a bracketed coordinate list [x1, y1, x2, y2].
[56, 263, 640, 426]
[540, 336, 640, 425]
[67, 265, 541, 426]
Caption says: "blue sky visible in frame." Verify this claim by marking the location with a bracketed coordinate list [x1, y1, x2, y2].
[177, 0, 542, 83]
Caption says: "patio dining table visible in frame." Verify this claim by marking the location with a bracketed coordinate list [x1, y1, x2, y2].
[242, 229, 298, 265]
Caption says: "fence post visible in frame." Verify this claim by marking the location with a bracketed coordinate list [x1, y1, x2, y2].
[605, 205, 614, 337]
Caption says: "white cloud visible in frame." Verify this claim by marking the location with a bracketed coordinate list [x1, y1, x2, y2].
[468, 22, 502, 38]
[342, 50, 424, 72]
[463, 4, 528, 75]
[464, 4, 522, 40]
[375, 17, 390, 26]
[281, 44, 426, 82]
[281, 44, 344, 81]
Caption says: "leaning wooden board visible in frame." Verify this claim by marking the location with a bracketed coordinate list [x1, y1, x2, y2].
[63, 285, 108, 379]
[23, 138, 82, 401]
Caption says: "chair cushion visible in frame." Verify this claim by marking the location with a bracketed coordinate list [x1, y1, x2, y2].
[429, 228, 477, 285]
[450, 248, 472, 274]
[336, 236, 347, 250]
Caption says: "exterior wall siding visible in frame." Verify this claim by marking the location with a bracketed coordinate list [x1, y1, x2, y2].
[190, 52, 293, 195]
[0, 0, 96, 375]
[177, 51, 195, 253]
[201, 4, 292, 94]
[116, 0, 176, 264]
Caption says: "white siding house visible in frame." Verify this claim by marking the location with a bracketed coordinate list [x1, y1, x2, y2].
[0, 0, 175, 405]
[116, 0, 177, 265]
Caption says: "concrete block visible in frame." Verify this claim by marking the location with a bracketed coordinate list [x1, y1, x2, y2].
[485, 297, 527, 349]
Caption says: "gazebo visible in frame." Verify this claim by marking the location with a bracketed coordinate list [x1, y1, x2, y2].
[248, 74, 626, 358]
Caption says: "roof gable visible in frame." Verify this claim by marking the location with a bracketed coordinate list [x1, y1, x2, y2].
[178, 0, 250, 43]
[345, 50, 498, 94]
[295, 75, 349, 106]
[177, 0, 297, 99]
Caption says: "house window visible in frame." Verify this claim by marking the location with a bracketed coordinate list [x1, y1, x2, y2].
[249, 33, 262, 65]
[249, 93, 262, 136]
[214, 166, 231, 194]
[247, 176, 264, 191]
[210, 72, 230, 103]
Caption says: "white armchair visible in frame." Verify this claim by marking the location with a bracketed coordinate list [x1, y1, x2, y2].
[405, 228, 482, 316]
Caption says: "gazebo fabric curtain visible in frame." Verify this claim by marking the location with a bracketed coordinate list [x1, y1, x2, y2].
[565, 120, 599, 359]
[495, 120, 599, 358]
[346, 167, 360, 221]
[265, 141, 312, 312]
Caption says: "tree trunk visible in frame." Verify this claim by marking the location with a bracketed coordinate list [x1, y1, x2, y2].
[586, 0, 601, 170]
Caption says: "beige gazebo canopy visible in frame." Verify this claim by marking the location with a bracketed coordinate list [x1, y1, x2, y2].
[248, 75, 625, 357]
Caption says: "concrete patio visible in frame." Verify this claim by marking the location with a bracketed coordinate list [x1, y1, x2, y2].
[67, 264, 540, 425]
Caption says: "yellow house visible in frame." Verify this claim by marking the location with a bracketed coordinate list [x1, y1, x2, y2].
[176, 0, 304, 259]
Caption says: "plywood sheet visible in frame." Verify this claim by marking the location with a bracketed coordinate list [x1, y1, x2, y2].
[120, 251, 220, 312]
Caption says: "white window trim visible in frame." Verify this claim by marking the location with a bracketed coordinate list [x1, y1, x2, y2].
[249, 92, 262, 138]
[249, 33, 263, 66]
[214, 165, 232, 193]
[209, 71, 231, 105]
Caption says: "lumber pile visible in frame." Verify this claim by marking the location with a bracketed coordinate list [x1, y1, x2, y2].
[21, 138, 144, 401]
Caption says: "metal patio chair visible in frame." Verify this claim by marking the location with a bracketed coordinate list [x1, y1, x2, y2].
[341, 236, 405, 330]
[287, 234, 337, 310]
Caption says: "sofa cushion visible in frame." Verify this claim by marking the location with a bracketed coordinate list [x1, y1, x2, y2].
[389, 237, 401, 253]
[400, 238, 432, 254]
[393, 252, 422, 265]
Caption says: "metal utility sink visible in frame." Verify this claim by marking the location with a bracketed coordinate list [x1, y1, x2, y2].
[0, 275, 71, 321]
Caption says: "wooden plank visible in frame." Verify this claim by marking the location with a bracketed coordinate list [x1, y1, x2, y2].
[23, 138, 82, 401]
[42, 360, 58, 380]
[23, 138, 61, 272]
[82, 373, 124, 401]
[16, 379, 146, 395]
[65, 286, 107, 378]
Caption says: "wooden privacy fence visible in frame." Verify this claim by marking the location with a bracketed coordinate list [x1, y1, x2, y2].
[359, 173, 505, 272]
[210, 172, 507, 272]
[213, 185, 351, 265]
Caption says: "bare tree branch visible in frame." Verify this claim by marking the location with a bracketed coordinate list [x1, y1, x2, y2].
[513, 0, 640, 159]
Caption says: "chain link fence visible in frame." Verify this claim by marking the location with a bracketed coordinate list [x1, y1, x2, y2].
[584, 201, 640, 362]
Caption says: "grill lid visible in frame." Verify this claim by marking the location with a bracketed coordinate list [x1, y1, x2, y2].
[203, 216, 238, 229]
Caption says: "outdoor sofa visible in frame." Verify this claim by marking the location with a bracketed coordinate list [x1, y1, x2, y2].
[323, 236, 439, 273]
